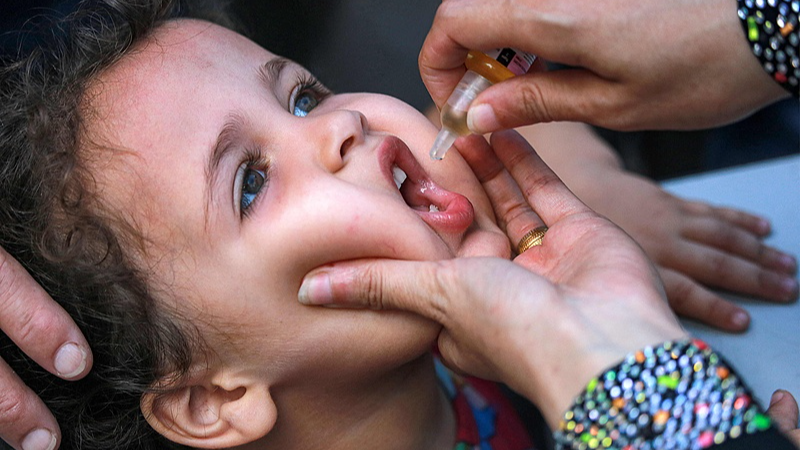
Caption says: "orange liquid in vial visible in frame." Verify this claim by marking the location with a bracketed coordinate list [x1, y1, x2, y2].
[439, 103, 471, 137]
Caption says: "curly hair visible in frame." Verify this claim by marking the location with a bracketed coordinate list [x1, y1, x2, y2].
[0, 1, 235, 448]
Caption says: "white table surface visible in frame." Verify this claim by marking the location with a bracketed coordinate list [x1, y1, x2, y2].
[662, 154, 800, 407]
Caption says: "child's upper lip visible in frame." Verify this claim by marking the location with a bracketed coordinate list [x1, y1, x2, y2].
[376, 135, 431, 194]
[376, 136, 474, 234]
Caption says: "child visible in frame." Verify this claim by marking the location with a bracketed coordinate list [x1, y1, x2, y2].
[0, 1, 795, 449]
[0, 1, 531, 449]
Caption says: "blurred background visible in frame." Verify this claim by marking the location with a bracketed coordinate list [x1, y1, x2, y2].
[3, 0, 798, 181]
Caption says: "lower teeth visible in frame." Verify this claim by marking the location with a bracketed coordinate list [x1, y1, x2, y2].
[429, 205, 439, 212]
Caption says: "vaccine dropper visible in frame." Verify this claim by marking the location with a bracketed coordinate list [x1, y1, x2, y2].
[429, 50, 536, 160]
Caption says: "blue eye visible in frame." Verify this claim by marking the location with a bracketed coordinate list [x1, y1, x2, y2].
[293, 91, 319, 117]
[236, 158, 268, 217]
[290, 75, 330, 117]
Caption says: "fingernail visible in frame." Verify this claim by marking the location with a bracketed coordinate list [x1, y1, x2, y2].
[467, 103, 499, 134]
[731, 311, 750, 328]
[756, 218, 771, 235]
[780, 277, 799, 300]
[770, 390, 786, 407]
[778, 254, 797, 273]
[21, 429, 56, 450]
[298, 272, 334, 305]
[54, 342, 87, 379]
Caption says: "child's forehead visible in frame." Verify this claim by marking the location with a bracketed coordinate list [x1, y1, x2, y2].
[103, 19, 274, 86]
[86, 19, 277, 140]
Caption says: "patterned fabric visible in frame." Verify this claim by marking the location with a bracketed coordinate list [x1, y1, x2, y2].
[737, 0, 800, 96]
[434, 358, 537, 450]
[554, 339, 774, 450]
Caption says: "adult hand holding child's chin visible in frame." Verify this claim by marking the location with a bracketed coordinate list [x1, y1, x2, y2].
[297, 130, 688, 426]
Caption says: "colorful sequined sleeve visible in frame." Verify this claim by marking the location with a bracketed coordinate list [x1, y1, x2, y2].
[552, 339, 798, 450]
[737, 0, 800, 96]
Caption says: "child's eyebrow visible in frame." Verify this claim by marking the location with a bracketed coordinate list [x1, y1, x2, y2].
[203, 57, 293, 226]
[258, 57, 292, 88]
[205, 113, 246, 225]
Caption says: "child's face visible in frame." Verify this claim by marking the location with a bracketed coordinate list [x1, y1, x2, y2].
[87, 20, 507, 386]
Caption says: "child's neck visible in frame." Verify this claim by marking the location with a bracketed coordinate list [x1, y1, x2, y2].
[242, 352, 455, 450]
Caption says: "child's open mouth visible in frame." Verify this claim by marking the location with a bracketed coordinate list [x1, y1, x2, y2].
[378, 136, 474, 234]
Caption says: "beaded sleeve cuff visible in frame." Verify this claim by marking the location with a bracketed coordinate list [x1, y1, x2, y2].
[737, 0, 800, 97]
[553, 339, 773, 450]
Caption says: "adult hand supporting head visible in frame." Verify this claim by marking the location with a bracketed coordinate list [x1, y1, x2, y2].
[419, 0, 791, 132]
[298, 130, 687, 427]
[0, 248, 92, 450]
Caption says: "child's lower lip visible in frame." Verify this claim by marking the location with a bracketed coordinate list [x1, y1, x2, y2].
[377, 136, 475, 235]
[412, 185, 475, 234]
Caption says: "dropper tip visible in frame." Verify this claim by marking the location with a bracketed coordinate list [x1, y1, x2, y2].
[429, 129, 458, 160]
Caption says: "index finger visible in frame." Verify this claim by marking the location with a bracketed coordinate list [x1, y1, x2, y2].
[488, 130, 590, 226]
[454, 134, 546, 246]
[418, 0, 580, 107]
[457, 130, 589, 247]
[418, 10, 470, 108]
[0, 247, 92, 380]
[300, 258, 456, 324]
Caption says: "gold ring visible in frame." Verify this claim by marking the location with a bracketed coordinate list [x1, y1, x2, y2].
[517, 226, 548, 254]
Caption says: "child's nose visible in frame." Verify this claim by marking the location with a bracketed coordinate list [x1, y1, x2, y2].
[312, 109, 367, 172]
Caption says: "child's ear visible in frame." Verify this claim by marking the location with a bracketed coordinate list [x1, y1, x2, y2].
[140, 371, 277, 448]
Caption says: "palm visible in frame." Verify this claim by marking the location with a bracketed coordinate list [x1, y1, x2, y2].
[517, 212, 662, 302]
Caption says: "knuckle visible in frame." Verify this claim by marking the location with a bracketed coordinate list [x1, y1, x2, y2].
[0, 252, 59, 346]
[758, 269, 778, 290]
[755, 243, 769, 261]
[695, 298, 729, 326]
[716, 207, 741, 223]
[667, 278, 695, 312]
[707, 253, 730, 279]
[714, 223, 741, 249]
[361, 263, 386, 310]
[0, 389, 28, 429]
[15, 307, 55, 347]
[427, 261, 460, 321]
[582, 89, 627, 129]
[0, 251, 22, 307]
[0, 256, 54, 347]
[520, 171, 561, 201]
[682, 200, 712, 216]
[13, 313, 38, 347]
[517, 83, 554, 124]
[497, 201, 531, 230]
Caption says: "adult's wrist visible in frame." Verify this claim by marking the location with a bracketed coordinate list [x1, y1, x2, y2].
[525, 317, 688, 430]
[710, 0, 793, 118]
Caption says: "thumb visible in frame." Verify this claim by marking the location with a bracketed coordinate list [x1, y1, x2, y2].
[467, 69, 619, 133]
[297, 258, 461, 324]
[767, 390, 800, 436]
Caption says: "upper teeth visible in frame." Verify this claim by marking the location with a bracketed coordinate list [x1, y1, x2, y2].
[392, 165, 407, 190]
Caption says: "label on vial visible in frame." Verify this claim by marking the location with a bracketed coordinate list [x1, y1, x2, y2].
[484, 48, 536, 76]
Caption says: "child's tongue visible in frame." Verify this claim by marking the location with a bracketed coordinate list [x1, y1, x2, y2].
[400, 177, 474, 234]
